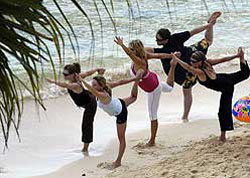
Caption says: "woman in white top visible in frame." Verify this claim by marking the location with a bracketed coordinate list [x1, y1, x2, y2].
[80, 75, 139, 168]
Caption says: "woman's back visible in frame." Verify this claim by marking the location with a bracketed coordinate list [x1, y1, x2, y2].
[97, 96, 122, 116]
[68, 83, 93, 107]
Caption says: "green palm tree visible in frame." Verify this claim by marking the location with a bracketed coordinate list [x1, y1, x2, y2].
[0, 0, 119, 147]
[0, 0, 217, 147]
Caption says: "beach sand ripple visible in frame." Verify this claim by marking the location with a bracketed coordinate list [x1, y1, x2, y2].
[105, 129, 250, 178]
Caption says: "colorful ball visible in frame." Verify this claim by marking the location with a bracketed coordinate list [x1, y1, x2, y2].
[232, 95, 250, 123]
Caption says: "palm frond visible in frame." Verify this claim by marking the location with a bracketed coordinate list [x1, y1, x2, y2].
[0, 0, 140, 147]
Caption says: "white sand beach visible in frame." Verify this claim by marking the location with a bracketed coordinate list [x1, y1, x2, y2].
[2, 1, 250, 178]
[28, 120, 250, 178]
[1, 73, 249, 178]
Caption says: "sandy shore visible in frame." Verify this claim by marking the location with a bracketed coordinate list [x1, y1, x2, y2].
[28, 120, 250, 178]
[0, 71, 248, 178]
[27, 76, 250, 178]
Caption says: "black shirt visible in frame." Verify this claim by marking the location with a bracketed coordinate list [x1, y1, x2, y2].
[68, 83, 94, 107]
[154, 31, 193, 85]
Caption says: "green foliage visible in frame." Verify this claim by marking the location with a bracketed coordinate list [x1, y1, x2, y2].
[0, 0, 117, 147]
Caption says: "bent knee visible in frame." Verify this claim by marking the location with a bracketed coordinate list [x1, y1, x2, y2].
[150, 115, 158, 121]
[161, 82, 173, 92]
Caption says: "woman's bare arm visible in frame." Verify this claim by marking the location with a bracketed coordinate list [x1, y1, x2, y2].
[207, 55, 239, 65]
[46, 78, 81, 93]
[114, 36, 147, 67]
[80, 78, 110, 104]
[172, 53, 203, 76]
[108, 77, 138, 89]
[79, 68, 105, 78]
[146, 52, 173, 60]
[207, 47, 243, 66]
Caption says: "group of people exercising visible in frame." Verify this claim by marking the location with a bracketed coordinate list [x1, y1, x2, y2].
[47, 11, 250, 168]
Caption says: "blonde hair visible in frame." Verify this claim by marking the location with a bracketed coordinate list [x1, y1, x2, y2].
[93, 76, 112, 96]
[129, 39, 146, 59]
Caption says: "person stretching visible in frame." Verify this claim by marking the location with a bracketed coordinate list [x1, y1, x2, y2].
[80, 74, 139, 168]
[172, 47, 249, 141]
[115, 37, 176, 146]
[47, 63, 105, 152]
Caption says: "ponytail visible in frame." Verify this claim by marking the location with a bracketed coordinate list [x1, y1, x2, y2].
[93, 76, 112, 97]
[103, 85, 112, 97]
[73, 63, 81, 73]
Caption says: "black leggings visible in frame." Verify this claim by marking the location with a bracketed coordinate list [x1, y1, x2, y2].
[218, 62, 249, 131]
[81, 96, 97, 143]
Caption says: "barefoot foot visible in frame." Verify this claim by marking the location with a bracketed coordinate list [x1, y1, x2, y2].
[207, 11, 222, 23]
[219, 131, 226, 142]
[146, 141, 155, 147]
[112, 161, 121, 169]
[181, 118, 189, 123]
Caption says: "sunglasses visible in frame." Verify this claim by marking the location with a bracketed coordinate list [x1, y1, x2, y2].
[190, 58, 199, 63]
[63, 72, 71, 77]
[155, 37, 165, 42]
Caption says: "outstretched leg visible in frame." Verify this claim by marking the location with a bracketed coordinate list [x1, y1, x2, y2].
[219, 48, 250, 86]
[229, 48, 250, 85]
[122, 81, 139, 107]
[206, 12, 221, 45]
[207, 11, 222, 23]
[161, 57, 176, 93]
[167, 59, 177, 87]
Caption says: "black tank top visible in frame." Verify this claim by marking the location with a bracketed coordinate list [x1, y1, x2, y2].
[198, 69, 228, 92]
[68, 83, 94, 107]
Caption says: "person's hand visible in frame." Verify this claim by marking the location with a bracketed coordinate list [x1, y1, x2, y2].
[163, 53, 173, 59]
[114, 36, 124, 46]
[97, 68, 105, 75]
[170, 57, 178, 66]
[237, 47, 244, 58]
[172, 52, 180, 59]
[46, 78, 54, 84]
[174, 51, 181, 58]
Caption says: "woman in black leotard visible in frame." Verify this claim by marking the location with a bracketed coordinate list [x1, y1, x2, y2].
[47, 63, 105, 152]
[172, 47, 249, 141]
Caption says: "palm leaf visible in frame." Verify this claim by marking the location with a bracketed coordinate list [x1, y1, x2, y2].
[0, 0, 142, 147]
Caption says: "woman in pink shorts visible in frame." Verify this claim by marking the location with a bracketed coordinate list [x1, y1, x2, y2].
[115, 37, 176, 146]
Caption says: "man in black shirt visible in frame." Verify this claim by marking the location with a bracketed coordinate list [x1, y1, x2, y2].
[146, 12, 221, 122]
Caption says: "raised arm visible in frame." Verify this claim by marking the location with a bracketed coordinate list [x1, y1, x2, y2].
[207, 47, 243, 66]
[79, 68, 105, 78]
[114, 36, 147, 67]
[80, 78, 110, 104]
[108, 77, 138, 89]
[190, 11, 221, 36]
[172, 53, 203, 76]
[46, 78, 82, 93]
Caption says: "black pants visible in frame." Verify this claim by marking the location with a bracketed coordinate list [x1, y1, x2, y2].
[218, 62, 249, 131]
[81, 96, 97, 143]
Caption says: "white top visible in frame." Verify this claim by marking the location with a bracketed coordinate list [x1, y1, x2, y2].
[97, 98, 122, 116]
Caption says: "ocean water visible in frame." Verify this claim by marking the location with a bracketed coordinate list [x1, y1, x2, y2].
[1, 0, 250, 177]
[10, 0, 250, 78]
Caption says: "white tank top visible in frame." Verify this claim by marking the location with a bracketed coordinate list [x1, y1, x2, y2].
[97, 98, 122, 116]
